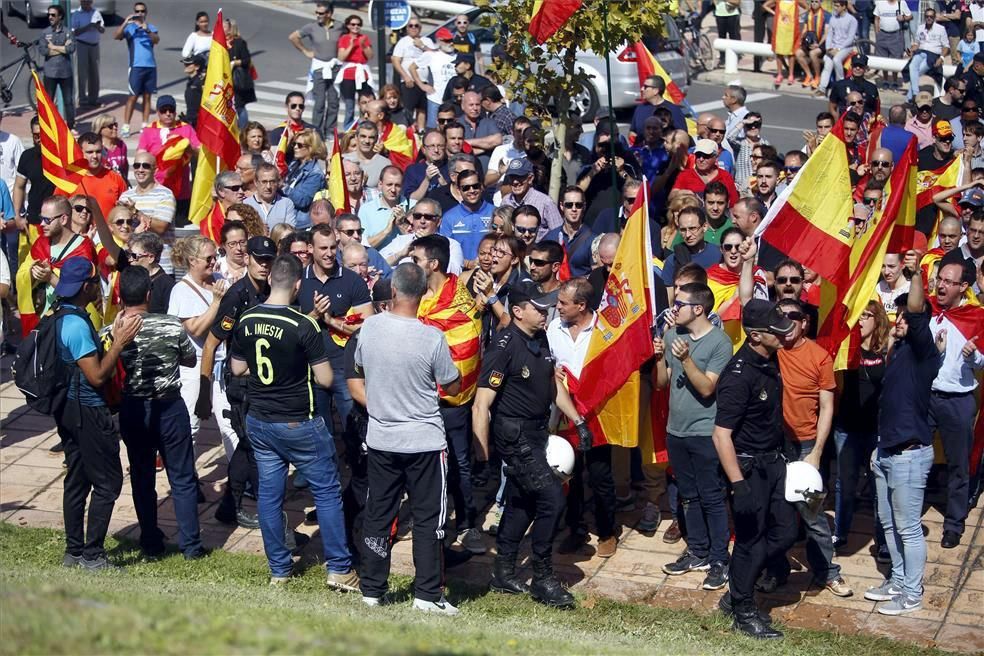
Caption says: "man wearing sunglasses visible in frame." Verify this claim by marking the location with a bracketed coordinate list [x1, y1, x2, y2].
[673, 140, 739, 207]
[906, 8, 949, 103]
[440, 170, 494, 262]
[39, 4, 76, 129]
[380, 199, 464, 274]
[915, 121, 957, 233]
[138, 96, 201, 213]
[773, 259, 819, 338]
[948, 100, 982, 149]
[827, 54, 879, 119]
[500, 158, 563, 241]
[628, 75, 687, 145]
[120, 154, 176, 274]
[336, 214, 390, 278]
[289, 2, 343, 137]
[544, 187, 594, 277]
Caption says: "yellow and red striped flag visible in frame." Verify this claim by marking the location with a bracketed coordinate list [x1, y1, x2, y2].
[771, 0, 802, 55]
[328, 127, 350, 214]
[417, 275, 482, 405]
[916, 155, 962, 244]
[32, 71, 87, 192]
[528, 0, 582, 43]
[381, 120, 417, 171]
[630, 41, 696, 136]
[189, 9, 240, 236]
[156, 134, 192, 199]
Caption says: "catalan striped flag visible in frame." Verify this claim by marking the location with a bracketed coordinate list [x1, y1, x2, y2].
[15, 235, 96, 336]
[528, 0, 582, 43]
[189, 9, 240, 235]
[328, 127, 350, 214]
[381, 120, 417, 172]
[32, 71, 87, 193]
[417, 275, 482, 405]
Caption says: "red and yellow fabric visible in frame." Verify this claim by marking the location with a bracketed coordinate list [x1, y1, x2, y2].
[771, 0, 801, 56]
[818, 139, 918, 370]
[328, 127, 351, 214]
[417, 275, 482, 406]
[189, 11, 241, 232]
[273, 119, 305, 178]
[95, 236, 125, 326]
[804, 8, 827, 42]
[573, 182, 657, 447]
[156, 133, 192, 199]
[32, 71, 88, 193]
[15, 235, 96, 335]
[758, 115, 854, 288]
[329, 308, 365, 348]
[919, 247, 945, 281]
[199, 202, 226, 244]
[706, 264, 768, 353]
[630, 41, 696, 136]
[381, 120, 417, 172]
[528, 0, 583, 43]
[916, 156, 963, 236]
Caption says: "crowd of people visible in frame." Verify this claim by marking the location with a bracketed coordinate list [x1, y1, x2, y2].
[1, 0, 983, 642]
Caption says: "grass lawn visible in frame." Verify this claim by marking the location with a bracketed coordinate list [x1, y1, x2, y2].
[0, 522, 952, 655]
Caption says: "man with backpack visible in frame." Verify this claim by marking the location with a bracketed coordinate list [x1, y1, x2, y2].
[18, 256, 141, 569]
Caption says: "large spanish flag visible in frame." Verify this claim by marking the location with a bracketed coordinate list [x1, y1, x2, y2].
[916, 155, 962, 242]
[328, 127, 350, 214]
[382, 120, 418, 172]
[757, 115, 854, 287]
[571, 181, 657, 447]
[818, 139, 918, 369]
[33, 71, 87, 193]
[529, 0, 582, 43]
[771, 0, 801, 56]
[418, 275, 482, 406]
[189, 9, 240, 237]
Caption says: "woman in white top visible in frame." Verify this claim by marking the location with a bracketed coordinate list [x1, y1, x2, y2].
[181, 12, 213, 59]
[167, 235, 238, 459]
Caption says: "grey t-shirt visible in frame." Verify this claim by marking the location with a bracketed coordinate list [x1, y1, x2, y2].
[297, 21, 343, 61]
[665, 325, 733, 437]
[354, 312, 459, 453]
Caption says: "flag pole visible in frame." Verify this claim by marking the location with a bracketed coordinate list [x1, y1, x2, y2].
[601, 1, 619, 220]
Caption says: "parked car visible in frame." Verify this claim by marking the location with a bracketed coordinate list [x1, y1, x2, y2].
[427, 7, 689, 122]
[6, 0, 118, 29]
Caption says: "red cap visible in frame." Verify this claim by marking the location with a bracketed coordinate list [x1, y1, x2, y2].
[435, 27, 454, 41]
[932, 120, 954, 138]
[909, 231, 928, 254]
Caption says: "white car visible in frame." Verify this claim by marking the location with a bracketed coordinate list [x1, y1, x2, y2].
[6, 0, 117, 28]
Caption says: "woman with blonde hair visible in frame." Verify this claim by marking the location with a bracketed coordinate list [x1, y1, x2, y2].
[490, 205, 514, 237]
[284, 128, 327, 229]
[269, 222, 296, 246]
[92, 113, 127, 180]
[68, 194, 95, 237]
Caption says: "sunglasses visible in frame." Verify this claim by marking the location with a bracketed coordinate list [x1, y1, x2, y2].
[863, 197, 880, 206]
[197, 254, 217, 264]
[562, 201, 585, 209]
[104, 123, 119, 129]
[784, 166, 801, 174]
[776, 276, 802, 285]
[341, 228, 365, 236]
[782, 310, 805, 321]
[938, 136, 955, 143]
[114, 218, 140, 228]
[132, 162, 153, 170]
[223, 184, 244, 192]
[40, 213, 67, 224]
[126, 250, 152, 260]
[694, 152, 715, 160]
[289, 103, 305, 110]
[293, 142, 309, 149]
[412, 212, 439, 221]
[72, 204, 91, 213]
[963, 106, 980, 112]
[459, 183, 483, 192]
[315, 10, 328, 15]
[159, 107, 176, 114]
[514, 225, 538, 234]
[408, 23, 421, 28]
[708, 127, 726, 134]
[672, 299, 701, 310]
[870, 160, 891, 168]
[721, 243, 742, 252]
[529, 257, 558, 267]
[348, 21, 362, 27]
[745, 121, 763, 129]
[623, 196, 638, 204]
[438, 118, 454, 124]
[848, 99, 865, 105]
[917, 105, 933, 112]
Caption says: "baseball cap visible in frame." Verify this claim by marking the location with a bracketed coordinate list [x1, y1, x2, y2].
[247, 236, 276, 259]
[371, 278, 392, 303]
[504, 157, 533, 179]
[914, 91, 933, 109]
[54, 257, 97, 298]
[694, 138, 718, 156]
[508, 281, 556, 310]
[975, 52, 984, 64]
[851, 54, 869, 67]
[959, 188, 984, 207]
[156, 94, 177, 111]
[741, 299, 794, 336]
[455, 53, 475, 66]
[435, 27, 454, 41]
[932, 120, 954, 138]
[181, 54, 206, 68]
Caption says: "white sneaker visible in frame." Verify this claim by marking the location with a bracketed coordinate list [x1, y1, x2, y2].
[120, 124, 131, 138]
[637, 502, 660, 532]
[362, 596, 381, 607]
[413, 595, 459, 616]
[459, 528, 487, 554]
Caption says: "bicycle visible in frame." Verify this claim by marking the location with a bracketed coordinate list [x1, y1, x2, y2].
[1, 42, 40, 110]
[675, 13, 715, 76]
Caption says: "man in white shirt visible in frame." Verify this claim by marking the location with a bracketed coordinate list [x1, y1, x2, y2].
[907, 8, 950, 101]
[380, 198, 463, 274]
[486, 116, 532, 187]
[0, 111, 23, 193]
[409, 28, 457, 130]
[70, 0, 104, 108]
[390, 16, 434, 133]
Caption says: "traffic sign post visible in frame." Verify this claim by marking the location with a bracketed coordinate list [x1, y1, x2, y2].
[368, 0, 412, 30]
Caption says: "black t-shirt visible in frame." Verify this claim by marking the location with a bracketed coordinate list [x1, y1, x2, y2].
[231, 303, 329, 422]
[714, 342, 785, 453]
[477, 323, 555, 420]
[837, 347, 885, 433]
[932, 97, 961, 122]
[916, 146, 955, 234]
[210, 275, 270, 342]
[297, 264, 372, 364]
[343, 329, 369, 427]
[149, 268, 174, 314]
[16, 147, 56, 220]
[829, 78, 879, 115]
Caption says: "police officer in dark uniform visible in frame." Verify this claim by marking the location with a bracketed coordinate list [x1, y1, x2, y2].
[711, 299, 797, 639]
[197, 236, 274, 527]
[472, 283, 593, 609]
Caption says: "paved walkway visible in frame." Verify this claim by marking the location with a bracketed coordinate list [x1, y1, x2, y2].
[1, 362, 981, 652]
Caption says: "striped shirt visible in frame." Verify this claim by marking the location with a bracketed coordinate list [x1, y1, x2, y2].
[120, 184, 176, 274]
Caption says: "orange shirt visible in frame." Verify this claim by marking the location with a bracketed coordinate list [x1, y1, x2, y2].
[776, 338, 835, 442]
[57, 167, 127, 217]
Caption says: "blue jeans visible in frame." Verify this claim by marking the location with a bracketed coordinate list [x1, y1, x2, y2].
[247, 414, 352, 577]
[872, 444, 934, 601]
[314, 364, 353, 437]
[426, 100, 441, 129]
[907, 51, 931, 100]
[833, 426, 883, 545]
[666, 434, 730, 562]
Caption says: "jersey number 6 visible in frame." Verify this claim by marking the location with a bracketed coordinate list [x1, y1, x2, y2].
[255, 338, 274, 385]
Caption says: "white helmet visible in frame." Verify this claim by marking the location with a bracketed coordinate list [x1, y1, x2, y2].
[785, 460, 825, 510]
[546, 435, 576, 482]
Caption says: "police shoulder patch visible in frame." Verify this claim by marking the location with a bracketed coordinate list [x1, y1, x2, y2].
[495, 332, 513, 349]
[489, 370, 504, 388]
[220, 315, 235, 331]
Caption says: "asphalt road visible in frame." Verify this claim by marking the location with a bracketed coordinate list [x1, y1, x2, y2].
[1, 0, 826, 153]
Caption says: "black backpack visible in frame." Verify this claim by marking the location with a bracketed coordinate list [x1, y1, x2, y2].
[12, 305, 89, 416]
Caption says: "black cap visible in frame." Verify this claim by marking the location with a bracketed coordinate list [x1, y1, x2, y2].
[371, 278, 392, 303]
[741, 299, 794, 335]
[852, 54, 869, 67]
[508, 281, 555, 310]
[156, 94, 176, 111]
[975, 52, 984, 64]
[247, 236, 276, 259]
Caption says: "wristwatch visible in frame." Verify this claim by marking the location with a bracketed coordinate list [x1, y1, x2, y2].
[486, 294, 499, 307]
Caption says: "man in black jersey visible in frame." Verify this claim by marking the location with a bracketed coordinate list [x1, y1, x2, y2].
[230, 255, 358, 590]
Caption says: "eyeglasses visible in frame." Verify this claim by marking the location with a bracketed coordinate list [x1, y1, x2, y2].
[514, 225, 538, 234]
[437, 118, 454, 124]
[863, 197, 880, 206]
[127, 250, 152, 261]
[40, 212, 67, 224]
[721, 243, 742, 252]
[745, 121, 763, 129]
[134, 9, 146, 14]
[776, 276, 802, 285]
[315, 10, 328, 15]
[408, 23, 421, 28]
[672, 299, 701, 310]
[132, 162, 153, 170]
[225, 239, 247, 249]
[289, 103, 304, 110]
[937, 277, 964, 287]
[642, 84, 660, 90]
[679, 225, 703, 234]
[562, 201, 585, 209]
[870, 160, 892, 168]
[412, 212, 439, 221]
[529, 257, 558, 267]
[781, 310, 805, 320]
[348, 21, 362, 27]
[223, 184, 244, 192]
[114, 218, 140, 228]
[459, 182, 482, 192]
[72, 204, 91, 213]
[848, 99, 865, 106]
[411, 255, 435, 265]
[859, 311, 874, 320]
[341, 228, 365, 236]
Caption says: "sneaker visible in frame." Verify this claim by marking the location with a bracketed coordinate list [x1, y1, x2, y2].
[877, 594, 922, 615]
[236, 509, 260, 530]
[596, 536, 618, 558]
[362, 596, 382, 607]
[637, 502, 660, 533]
[458, 528, 487, 555]
[326, 568, 360, 592]
[487, 505, 503, 535]
[62, 553, 83, 568]
[120, 124, 130, 138]
[269, 576, 289, 587]
[824, 576, 853, 598]
[662, 519, 682, 544]
[413, 595, 460, 616]
[80, 555, 120, 572]
[864, 580, 902, 601]
[702, 561, 729, 590]
[662, 551, 710, 576]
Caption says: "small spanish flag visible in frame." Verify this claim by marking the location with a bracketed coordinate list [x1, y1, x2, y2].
[328, 127, 350, 214]
[528, 0, 582, 44]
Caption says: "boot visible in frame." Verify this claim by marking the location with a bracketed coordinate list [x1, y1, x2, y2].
[733, 602, 783, 639]
[718, 591, 772, 624]
[214, 490, 237, 525]
[529, 558, 575, 609]
[489, 554, 529, 595]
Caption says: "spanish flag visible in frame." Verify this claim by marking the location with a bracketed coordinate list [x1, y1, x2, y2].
[33, 71, 87, 193]
[417, 275, 482, 406]
[95, 236, 125, 326]
[529, 0, 582, 43]
[771, 0, 801, 56]
[706, 263, 768, 353]
[15, 235, 96, 335]
[328, 127, 350, 214]
[273, 121, 298, 178]
[381, 120, 418, 172]
[916, 155, 962, 238]
[570, 179, 657, 447]
[630, 41, 696, 136]
[156, 132, 192, 199]
[189, 10, 240, 234]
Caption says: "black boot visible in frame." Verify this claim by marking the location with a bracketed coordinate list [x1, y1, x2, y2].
[490, 554, 529, 595]
[718, 592, 772, 623]
[529, 558, 575, 609]
[733, 602, 783, 639]
[214, 490, 237, 525]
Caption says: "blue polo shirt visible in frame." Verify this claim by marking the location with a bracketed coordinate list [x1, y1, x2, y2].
[123, 22, 158, 68]
[878, 310, 941, 448]
[297, 265, 372, 364]
[660, 242, 722, 285]
[545, 224, 596, 278]
[57, 306, 104, 406]
[440, 200, 494, 260]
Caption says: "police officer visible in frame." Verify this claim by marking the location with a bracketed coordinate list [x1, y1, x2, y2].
[197, 236, 274, 528]
[711, 299, 797, 639]
[472, 282, 593, 609]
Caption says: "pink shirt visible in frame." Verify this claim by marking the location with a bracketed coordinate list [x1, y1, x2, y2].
[103, 140, 128, 182]
[137, 122, 200, 200]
